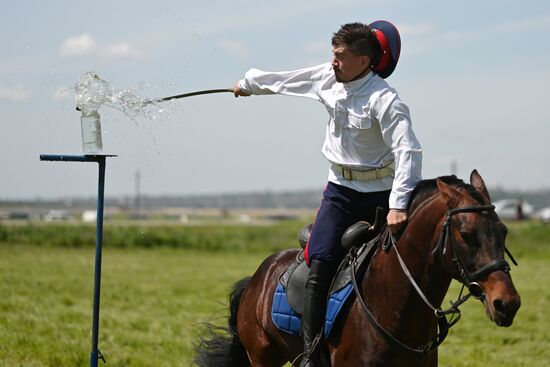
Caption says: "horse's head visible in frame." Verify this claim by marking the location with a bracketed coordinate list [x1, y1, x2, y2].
[435, 170, 521, 327]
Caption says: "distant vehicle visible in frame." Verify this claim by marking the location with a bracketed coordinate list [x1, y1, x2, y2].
[82, 210, 97, 223]
[0, 211, 31, 220]
[493, 199, 534, 220]
[44, 210, 72, 222]
[537, 207, 550, 224]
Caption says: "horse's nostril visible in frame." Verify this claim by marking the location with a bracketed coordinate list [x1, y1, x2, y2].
[493, 299, 506, 313]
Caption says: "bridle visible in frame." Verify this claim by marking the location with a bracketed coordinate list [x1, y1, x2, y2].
[434, 204, 517, 299]
[349, 203, 518, 356]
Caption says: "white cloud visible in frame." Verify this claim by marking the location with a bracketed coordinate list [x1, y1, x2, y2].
[0, 85, 32, 101]
[60, 33, 98, 57]
[217, 38, 250, 57]
[59, 33, 143, 60]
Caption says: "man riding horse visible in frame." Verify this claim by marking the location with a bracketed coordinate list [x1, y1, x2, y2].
[233, 21, 422, 366]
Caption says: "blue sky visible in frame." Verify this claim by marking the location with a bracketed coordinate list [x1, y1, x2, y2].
[1, 1, 549, 199]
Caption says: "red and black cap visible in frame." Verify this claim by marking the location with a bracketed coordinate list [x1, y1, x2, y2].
[369, 20, 401, 79]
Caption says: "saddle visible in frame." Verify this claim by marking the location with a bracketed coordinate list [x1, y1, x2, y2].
[272, 208, 385, 337]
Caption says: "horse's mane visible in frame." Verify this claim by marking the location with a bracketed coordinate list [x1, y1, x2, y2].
[407, 175, 485, 211]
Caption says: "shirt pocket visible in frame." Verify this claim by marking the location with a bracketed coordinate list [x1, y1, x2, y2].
[347, 112, 372, 129]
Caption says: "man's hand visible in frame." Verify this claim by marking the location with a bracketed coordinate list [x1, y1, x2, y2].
[387, 209, 408, 234]
[233, 83, 251, 97]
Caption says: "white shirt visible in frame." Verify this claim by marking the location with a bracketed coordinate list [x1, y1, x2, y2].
[238, 62, 422, 209]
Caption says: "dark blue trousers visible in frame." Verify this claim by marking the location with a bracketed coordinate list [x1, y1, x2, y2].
[304, 182, 390, 265]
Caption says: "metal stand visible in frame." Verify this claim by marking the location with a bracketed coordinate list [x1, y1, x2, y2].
[40, 154, 116, 367]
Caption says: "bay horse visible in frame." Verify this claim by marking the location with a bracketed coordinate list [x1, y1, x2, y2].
[195, 170, 521, 366]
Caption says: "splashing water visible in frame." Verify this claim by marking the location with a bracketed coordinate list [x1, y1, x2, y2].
[74, 71, 174, 122]
[73, 71, 175, 155]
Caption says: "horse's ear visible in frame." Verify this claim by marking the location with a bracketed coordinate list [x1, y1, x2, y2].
[470, 169, 491, 203]
[436, 178, 460, 208]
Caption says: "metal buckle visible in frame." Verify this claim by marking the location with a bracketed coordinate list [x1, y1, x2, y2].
[342, 168, 352, 180]
[468, 282, 485, 300]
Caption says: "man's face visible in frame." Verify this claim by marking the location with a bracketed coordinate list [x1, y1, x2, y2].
[331, 45, 370, 83]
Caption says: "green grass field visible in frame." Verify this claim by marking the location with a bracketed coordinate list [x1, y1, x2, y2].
[1, 221, 549, 366]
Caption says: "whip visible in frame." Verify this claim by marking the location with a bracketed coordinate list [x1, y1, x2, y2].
[142, 88, 233, 106]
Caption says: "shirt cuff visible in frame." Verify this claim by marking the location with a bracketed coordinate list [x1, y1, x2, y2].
[389, 191, 410, 210]
[238, 79, 251, 94]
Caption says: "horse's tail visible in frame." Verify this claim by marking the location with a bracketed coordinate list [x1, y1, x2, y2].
[194, 276, 251, 367]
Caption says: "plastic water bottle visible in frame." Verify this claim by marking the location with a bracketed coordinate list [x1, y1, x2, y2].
[80, 110, 103, 154]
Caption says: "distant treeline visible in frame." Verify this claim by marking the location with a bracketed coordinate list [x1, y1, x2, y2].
[0, 189, 325, 210]
[2, 187, 550, 210]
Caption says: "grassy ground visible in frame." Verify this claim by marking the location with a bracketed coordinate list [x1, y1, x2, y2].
[0, 245, 263, 366]
[0, 221, 549, 366]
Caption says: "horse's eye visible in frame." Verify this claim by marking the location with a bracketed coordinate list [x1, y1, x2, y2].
[459, 231, 473, 243]
[459, 231, 481, 248]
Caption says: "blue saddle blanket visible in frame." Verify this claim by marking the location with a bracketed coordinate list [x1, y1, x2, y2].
[271, 282, 354, 338]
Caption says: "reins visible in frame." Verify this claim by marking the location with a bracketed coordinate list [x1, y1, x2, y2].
[349, 230, 453, 356]
[349, 244, 449, 355]
[349, 203, 518, 357]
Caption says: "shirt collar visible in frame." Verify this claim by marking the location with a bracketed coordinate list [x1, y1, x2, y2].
[343, 71, 374, 92]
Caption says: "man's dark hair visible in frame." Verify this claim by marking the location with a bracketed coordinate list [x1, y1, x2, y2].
[332, 22, 382, 66]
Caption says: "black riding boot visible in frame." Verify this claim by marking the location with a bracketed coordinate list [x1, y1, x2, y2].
[300, 260, 336, 367]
